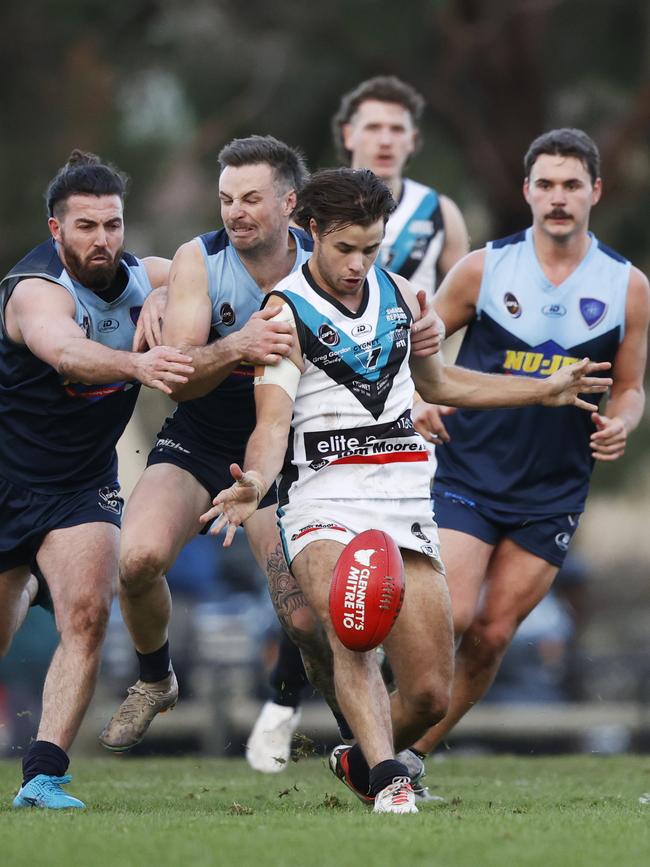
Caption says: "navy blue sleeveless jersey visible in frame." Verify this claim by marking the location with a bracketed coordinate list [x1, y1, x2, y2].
[0, 239, 153, 493]
[434, 228, 630, 514]
[168, 227, 312, 453]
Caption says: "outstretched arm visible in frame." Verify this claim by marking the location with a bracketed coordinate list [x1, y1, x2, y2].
[7, 278, 193, 394]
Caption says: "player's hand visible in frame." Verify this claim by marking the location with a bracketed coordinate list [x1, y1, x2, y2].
[542, 358, 612, 410]
[132, 345, 194, 394]
[235, 308, 295, 365]
[590, 413, 627, 461]
[132, 286, 167, 352]
[199, 464, 265, 546]
[412, 400, 457, 443]
[411, 290, 445, 357]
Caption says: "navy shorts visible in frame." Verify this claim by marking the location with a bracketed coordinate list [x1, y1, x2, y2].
[0, 476, 123, 572]
[146, 416, 277, 515]
[433, 487, 581, 568]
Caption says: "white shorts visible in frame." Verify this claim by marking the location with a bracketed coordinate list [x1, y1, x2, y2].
[278, 497, 445, 574]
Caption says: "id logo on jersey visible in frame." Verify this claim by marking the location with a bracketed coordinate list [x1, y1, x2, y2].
[98, 318, 120, 332]
[580, 298, 607, 329]
[542, 304, 566, 318]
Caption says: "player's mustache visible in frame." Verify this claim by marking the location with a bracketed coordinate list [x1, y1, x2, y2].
[545, 209, 572, 220]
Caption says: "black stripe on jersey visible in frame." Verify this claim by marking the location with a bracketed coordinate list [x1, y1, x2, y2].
[397, 201, 444, 282]
[491, 230, 526, 249]
[262, 291, 309, 358]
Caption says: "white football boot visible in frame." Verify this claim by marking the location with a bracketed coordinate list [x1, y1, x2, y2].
[246, 701, 301, 773]
[373, 777, 418, 814]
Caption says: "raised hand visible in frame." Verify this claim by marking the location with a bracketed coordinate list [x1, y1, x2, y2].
[411, 290, 445, 357]
[199, 463, 265, 546]
[543, 359, 612, 410]
[132, 345, 194, 394]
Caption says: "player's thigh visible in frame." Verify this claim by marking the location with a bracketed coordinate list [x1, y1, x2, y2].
[438, 527, 494, 634]
[480, 538, 559, 629]
[383, 550, 454, 691]
[120, 463, 212, 570]
[290, 539, 345, 628]
[38, 522, 120, 630]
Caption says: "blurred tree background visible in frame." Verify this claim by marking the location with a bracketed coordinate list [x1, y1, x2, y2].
[2, 0, 650, 493]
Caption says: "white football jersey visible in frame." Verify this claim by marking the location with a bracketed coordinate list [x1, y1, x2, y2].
[266, 263, 431, 506]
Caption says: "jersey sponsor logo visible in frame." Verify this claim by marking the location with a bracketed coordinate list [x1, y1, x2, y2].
[291, 521, 346, 541]
[130, 305, 142, 326]
[304, 412, 415, 461]
[308, 458, 329, 471]
[351, 322, 373, 337]
[318, 323, 340, 346]
[219, 302, 236, 326]
[408, 219, 434, 236]
[504, 293, 521, 317]
[385, 306, 408, 323]
[98, 317, 120, 332]
[502, 341, 579, 378]
[98, 485, 123, 515]
[541, 303, 567, 318]
[580, 297, 607, 329]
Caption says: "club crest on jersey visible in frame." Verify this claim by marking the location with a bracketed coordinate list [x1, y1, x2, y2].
[129, 306, 142, 326]
[580, 298, 607, 329]
[504, 293, 521, 317]
[318, 323, 340, 346]
[542, 303, 566, 318]
[81, 315, 91, 337]
[219, 303, 236, 326]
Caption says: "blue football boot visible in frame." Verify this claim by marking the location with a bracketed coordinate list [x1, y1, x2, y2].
[13, 774, 86, 809]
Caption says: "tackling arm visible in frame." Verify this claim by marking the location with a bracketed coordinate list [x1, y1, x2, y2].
[7, 278, 193, 394]
[163, 240, 295, 401]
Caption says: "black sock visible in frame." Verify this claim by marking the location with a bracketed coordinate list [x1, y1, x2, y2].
[346, 744, 371, 794]
[333, 711, 354, 742]
[136, 640, 171, 683]
[22, 740, 69, 785]
[270, 632, 308, 708]
[369, 759, 410, 797]
[409, 747, 427, 761]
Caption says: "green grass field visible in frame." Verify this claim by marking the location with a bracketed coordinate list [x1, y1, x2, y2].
[2, 754, 650, 867]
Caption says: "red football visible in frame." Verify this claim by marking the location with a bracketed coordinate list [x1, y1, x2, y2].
[329, 529, 405, 652]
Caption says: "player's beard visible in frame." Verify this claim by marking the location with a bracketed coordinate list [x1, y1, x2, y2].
[62, 243, 123, 291]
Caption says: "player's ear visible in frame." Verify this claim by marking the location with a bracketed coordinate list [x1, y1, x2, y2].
[48, 216, 62, 243]
[308, 217, 319, 243]
[522, 177, 531, 204]
[285, 189, 297, 216]
[591, 177, 603, 205]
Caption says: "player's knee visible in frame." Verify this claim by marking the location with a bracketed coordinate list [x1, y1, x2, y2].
[466, 618, 516, 664]
[403, 676, 450, 727]
[61, 598, 110, 650]
[119, 544, 167, 595]
[285, 606, 319, 641]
